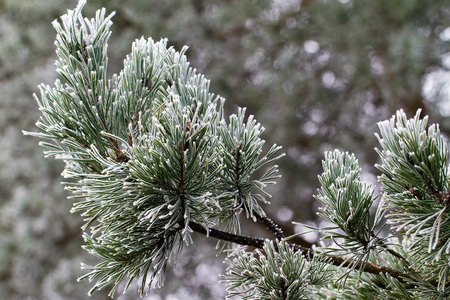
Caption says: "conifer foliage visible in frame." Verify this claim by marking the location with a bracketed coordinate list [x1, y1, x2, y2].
[26, 1, 282, 296]
[26, 1, 450, 298]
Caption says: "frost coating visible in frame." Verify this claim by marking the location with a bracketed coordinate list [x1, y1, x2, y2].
[25, 1, 282, 296]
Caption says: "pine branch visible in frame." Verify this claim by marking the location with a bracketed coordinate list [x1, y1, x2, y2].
[254, 211, 285, 240]
[370, 232, 408, 263]
[258, 210, 316, 248]
[309, 248, 411, 285]
[189, 221, 266, 249]
[189, 220, 420, 286]
[29, 3, 450, 297]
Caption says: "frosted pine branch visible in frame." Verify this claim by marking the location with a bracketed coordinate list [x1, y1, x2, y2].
[25, 1, 450, 299]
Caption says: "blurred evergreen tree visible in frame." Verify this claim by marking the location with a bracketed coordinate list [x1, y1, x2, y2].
[3, 0, 450, 299]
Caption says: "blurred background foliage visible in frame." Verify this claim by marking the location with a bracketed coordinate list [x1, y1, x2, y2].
[2, 0, 450, 299]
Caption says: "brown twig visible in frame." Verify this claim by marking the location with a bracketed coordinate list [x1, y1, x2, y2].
[254, 211, 285, 240]
[189, 220, 418, 286]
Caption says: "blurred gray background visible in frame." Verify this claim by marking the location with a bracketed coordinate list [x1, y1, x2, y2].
[2, 0, 450, 299]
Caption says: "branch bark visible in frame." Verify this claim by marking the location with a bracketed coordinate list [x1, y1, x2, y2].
[189, 221, 265, 249]
[189, 220, 417, 286]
